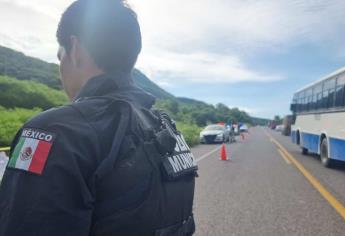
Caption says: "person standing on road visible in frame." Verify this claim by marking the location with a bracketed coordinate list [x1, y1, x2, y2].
[230, 125, 236, 143]
[0, 0, 197, 235]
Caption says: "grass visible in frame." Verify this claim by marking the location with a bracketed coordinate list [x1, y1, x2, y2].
[176, 122, 202, 147]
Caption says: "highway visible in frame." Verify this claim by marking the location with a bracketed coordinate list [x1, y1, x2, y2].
[192, 127, 345, 236]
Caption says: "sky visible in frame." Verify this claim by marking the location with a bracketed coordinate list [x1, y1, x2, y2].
[1, 0, 345, 119]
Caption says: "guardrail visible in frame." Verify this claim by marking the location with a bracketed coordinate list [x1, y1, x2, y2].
[0, 147, 10, 152]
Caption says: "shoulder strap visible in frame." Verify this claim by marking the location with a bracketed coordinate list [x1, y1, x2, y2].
[94, 100, 131, 180]
[92, 96, 159, 180]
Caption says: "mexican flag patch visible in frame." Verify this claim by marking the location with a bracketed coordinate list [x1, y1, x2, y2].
[8, 128, 56, 175]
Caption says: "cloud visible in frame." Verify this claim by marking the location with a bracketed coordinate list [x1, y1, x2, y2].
[130, 0, 345, 51]
[1, 0, 345, 87]
[0, 0, 71, 20]
[129, 0, 345, 85]
[137, 49, 283, 84]
[0, 0, 66, 61]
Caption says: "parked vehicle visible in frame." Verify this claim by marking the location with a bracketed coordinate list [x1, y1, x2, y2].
[275, 125, 284, 132]
[291, 66, 345, 167]
[239, 124, 248, 132]
[268, 121, 277, 130]
[200, 124, 230, 144]
[282, 115, 293, 136]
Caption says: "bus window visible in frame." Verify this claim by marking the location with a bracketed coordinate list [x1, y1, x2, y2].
[335, 73, 345, 107]
[307, 96, 313, 111]
[328, 89, 335, 108]
[303, 97, 308, 112]
[312, 93, 317, 110]
[314, 83, 323, 110]
[295, 92, 300, 112]
[298, 98, 301, 112]
[306, 88, 312, 111]
[291, 94, 298, 113]
[298, 91, 306, 112]
[317, 93, 322, 109]
[290, 93, 298, 113]
[322, 90, 329, 109]
[323, 77, 336, 108]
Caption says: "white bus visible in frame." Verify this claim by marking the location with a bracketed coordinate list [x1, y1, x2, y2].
[291, 66, 345, 167]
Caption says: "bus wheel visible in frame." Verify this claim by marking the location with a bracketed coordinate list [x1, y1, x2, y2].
[320, 138, 333, 168]
[302, 147, 308, 155]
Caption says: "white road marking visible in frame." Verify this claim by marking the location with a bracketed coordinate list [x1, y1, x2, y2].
[195, 145, 223, 163]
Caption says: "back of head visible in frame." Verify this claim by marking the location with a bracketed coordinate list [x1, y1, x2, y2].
[57, 0, 142, 73]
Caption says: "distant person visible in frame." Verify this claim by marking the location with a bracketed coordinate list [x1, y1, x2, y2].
[0, 1, 197, 235]
[230, 126, 236, 142]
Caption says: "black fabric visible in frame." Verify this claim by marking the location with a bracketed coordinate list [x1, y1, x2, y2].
[155, 215, 195, 236]
[0, 72, 196, 236]
[154, 110, 198, 181]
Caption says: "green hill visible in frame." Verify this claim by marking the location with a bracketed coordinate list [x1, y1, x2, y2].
[0, 45, 262, 146]
[0, 46, 61, 89]
[0, 45, 174, 99]
[176, 97, 209, 107]
[0, 76, 68, 110]
[0, 44, 254, 126]
[132, 69, 174, 99]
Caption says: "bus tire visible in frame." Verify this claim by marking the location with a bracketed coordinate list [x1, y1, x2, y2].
[320, 138, 333, 168]
[302, 147, 308, 155]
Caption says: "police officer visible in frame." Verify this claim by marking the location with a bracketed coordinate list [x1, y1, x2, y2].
[0, 0, 196, 235]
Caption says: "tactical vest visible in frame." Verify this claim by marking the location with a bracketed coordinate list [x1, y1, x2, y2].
[89, 96, 198, 236]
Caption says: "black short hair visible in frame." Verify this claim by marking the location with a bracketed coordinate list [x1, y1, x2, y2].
[57, 0, 141, 73]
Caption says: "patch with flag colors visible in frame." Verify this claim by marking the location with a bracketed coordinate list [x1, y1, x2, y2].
[8, 128, 56, 175]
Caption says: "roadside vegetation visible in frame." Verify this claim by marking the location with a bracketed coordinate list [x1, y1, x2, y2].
[0, 75, 252, 147]
[0, 76, 68, 110]
[0, 45, 270, 148]
[154, 99, 253, 147]
[0, 106, 41, 146]
[176, 122, 203, 147]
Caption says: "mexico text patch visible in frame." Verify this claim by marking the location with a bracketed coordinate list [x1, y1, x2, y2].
[8, 128, 56, 175]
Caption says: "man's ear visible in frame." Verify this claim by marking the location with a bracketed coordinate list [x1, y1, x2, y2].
[69, 36, 82, 68]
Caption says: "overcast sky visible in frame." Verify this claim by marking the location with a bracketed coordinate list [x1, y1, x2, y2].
[1, 0, 345, 118]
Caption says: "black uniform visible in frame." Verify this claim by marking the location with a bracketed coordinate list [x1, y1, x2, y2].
[0, 73, 196, 236]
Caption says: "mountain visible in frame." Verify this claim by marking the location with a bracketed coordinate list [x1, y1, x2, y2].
[0, 45, 266, 147]
[0, 45, 174, 99]
[176, 97, 210, 107]
[0, 45, 271, 125]
[132, 69, 174, 100]
[0, 46, 61, 89]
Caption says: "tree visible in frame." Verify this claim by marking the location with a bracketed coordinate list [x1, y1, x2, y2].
[0, 76, 68, 110]
[273, 115, 282, 125]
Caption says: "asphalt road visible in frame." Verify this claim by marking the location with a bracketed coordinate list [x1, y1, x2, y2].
[192, 127, 345, 236]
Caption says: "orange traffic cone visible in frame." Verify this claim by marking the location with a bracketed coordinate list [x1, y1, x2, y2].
[220, 144, 228, 161]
